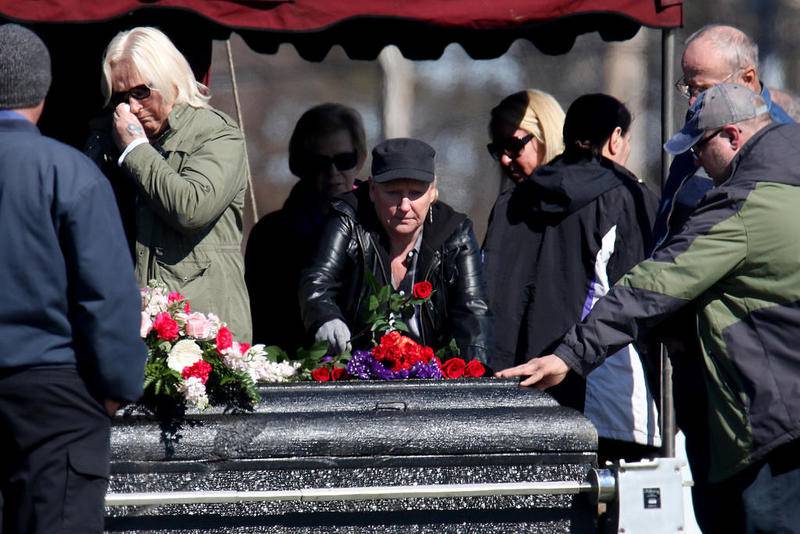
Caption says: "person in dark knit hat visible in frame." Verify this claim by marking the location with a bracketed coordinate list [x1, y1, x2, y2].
[0, 23, 146, 533]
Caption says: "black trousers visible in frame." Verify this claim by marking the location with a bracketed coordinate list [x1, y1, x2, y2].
[0, 366, 111, 534]
[692, 439, 800, 534]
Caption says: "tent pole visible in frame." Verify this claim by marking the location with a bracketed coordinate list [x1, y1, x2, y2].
[226, 39, 259, 220]
[660, 27, 676, 458]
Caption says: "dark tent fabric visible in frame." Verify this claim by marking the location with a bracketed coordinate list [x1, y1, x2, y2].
[2, 1, 682, 59]
[0, 0, 682, 146]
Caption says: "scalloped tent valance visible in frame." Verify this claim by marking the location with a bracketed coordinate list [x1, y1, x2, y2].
[0, 0, 682, 60]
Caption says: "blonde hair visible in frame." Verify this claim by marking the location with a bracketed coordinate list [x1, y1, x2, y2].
[490, 89, 566, 164]
[101, 27, 210, 109]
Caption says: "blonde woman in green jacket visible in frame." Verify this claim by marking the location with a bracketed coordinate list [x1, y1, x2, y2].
[89, 27, 251, 342]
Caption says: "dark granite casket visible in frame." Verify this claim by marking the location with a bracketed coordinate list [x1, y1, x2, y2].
[106, 378, 598, 533]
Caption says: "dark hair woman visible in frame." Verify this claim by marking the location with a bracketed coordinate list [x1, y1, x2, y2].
[299, 138, 493, 362]
[485, 93, 661, 463]
[245, 103, 367, 348]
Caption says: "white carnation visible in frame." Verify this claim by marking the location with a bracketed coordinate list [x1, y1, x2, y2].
[167, 339, 203, 373]
[222, 343, 299, 383]
[180, 376, 209, 410]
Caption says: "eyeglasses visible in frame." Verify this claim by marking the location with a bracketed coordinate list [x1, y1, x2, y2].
[308, 151, 358, 172]
[109, 84, 153, 108]
[487, 133, 535, 161]
[675, 69, 740, 100]
[690, 128, 723, 158]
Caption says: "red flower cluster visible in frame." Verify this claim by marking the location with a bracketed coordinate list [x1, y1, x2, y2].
[154, 312, 179, 341]
[216, 326, 233, 352]
[440, 357, 485, 379]
[311, 366, 347, 382]
[181, 359, 212, 384]
[372, 331, 435, 372]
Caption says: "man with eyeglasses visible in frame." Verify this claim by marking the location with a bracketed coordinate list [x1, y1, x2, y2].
[654, 24, 793, 248]
[498, 83, 800, 532]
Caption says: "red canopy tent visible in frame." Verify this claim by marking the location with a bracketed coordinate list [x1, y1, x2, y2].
[0, 0, 683, 453]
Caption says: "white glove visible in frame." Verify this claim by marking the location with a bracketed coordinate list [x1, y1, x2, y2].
[315, 319, 351, 355]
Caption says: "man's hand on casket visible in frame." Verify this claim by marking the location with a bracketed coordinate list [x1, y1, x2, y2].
[494, 355, 570, 389]
[315, 319, 352, 355]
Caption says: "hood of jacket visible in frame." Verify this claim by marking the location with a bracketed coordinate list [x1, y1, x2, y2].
[512, 155, 639, 221]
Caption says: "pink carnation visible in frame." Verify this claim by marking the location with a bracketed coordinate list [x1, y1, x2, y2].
[168, 291, 185, 303]
[185, 312, 214, 340]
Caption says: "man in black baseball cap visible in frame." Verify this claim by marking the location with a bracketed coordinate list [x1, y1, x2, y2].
[370, 137, 436, 183]
[300, 136, 493, 364]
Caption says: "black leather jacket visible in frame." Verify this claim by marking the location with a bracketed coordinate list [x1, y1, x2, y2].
[299, 186, 493, 362]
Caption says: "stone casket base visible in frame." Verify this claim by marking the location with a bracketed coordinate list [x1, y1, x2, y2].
[106, 378, 598, 533]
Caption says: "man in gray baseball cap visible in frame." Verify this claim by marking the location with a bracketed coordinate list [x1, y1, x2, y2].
[664, 83, 772, 183]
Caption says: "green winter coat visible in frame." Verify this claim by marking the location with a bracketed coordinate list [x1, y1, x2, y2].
[121, 104, 252, 342]
[554, 123, 800, 483]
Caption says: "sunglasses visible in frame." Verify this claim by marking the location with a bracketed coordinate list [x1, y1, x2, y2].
[308, 151, 358, 172]
[109, 84, 153, 108]
[487, 133, 535, 161]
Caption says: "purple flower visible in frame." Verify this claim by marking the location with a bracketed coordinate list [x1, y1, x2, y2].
[344, 349, 444, 381]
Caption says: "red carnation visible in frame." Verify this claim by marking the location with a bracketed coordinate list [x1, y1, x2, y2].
[153, 312, 179, 341]
[216, 326, 233, 352]
[183, 301, 191, 313]
[413, 281, 433, 300]
[182, 359, 212, 384]
[465, 359, 486, 378]
[239, 342, 251, 354]
[441, 357, 466, 379]
[311, 367, 331, 382]
[331, 367, 348, 381]
[168, 291, 185, 303]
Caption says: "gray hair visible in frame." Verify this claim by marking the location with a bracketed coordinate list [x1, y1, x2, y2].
[685, 24, 759, 74]
[101, 27, 210, 109]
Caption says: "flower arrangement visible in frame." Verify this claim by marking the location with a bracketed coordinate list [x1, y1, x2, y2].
[307, 273, 486, 381]
[139, 281, 299, 441]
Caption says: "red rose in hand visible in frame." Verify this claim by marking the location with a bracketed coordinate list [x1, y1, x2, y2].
[441, 357, 466, 379]
[331, 367, 348, 381]
[182, 359, 212, 384]
[311, 367, 331, 382]
[216, 326, 233, 352]
[153, 312, 179, 341]
[465, 359, 486, 378]
[413, 281, 433, 300]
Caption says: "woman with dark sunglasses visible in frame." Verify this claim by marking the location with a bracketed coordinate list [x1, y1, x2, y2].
[487, 93, 661, 463]
[85, 26, 252, 342]
[245, 103, 367, 348]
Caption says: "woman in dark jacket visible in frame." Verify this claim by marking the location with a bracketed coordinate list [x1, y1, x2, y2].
[245, 103, 367, 349]
[299, 138, 493, 362]
[485, 94, 660, 461]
